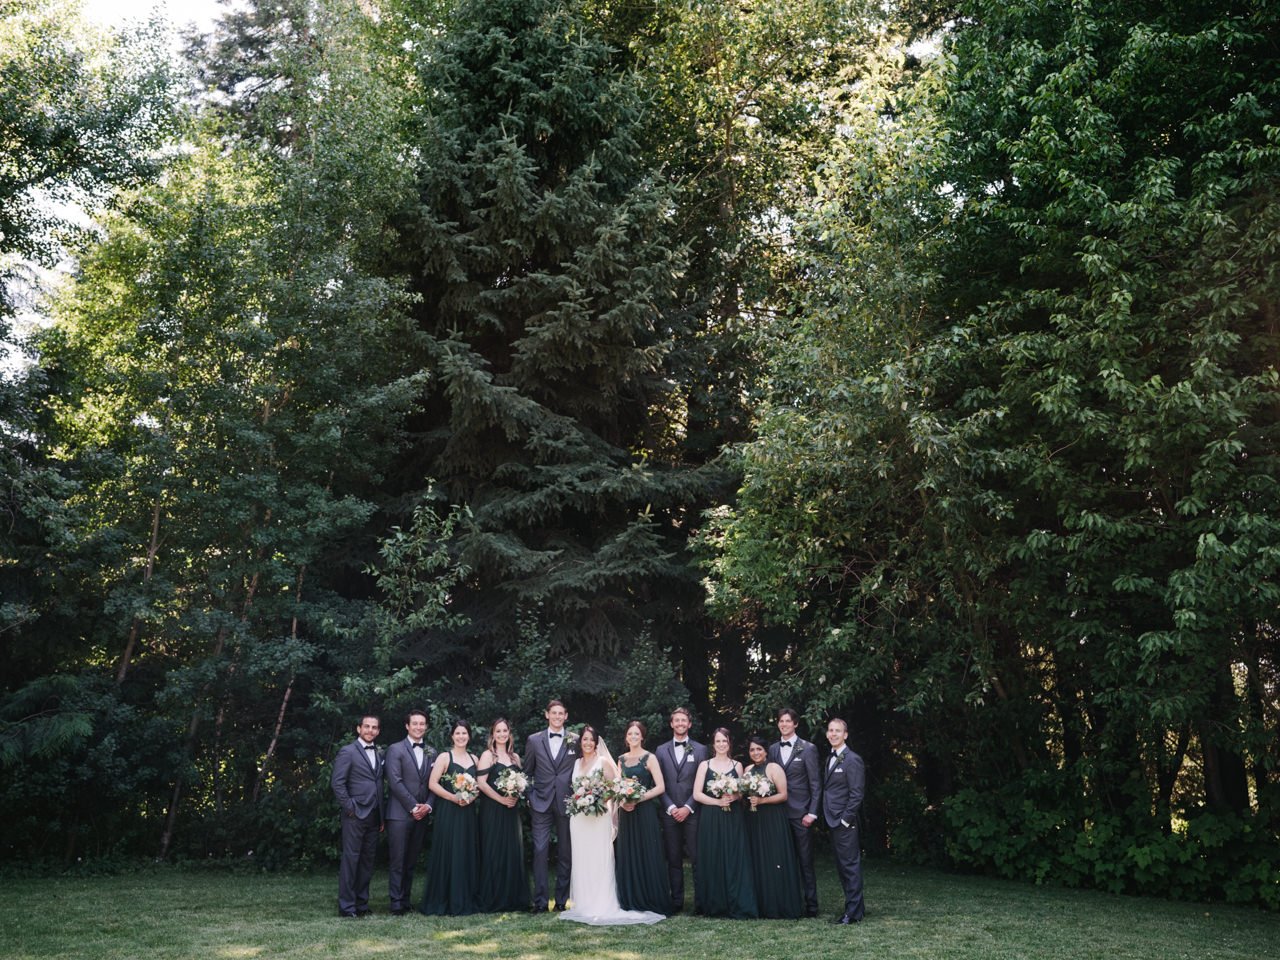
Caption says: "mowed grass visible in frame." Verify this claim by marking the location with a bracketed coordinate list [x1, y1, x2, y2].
[2, 856, 1276, 960]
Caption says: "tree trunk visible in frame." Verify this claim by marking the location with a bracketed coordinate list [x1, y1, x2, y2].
[116, 495, 164, 686]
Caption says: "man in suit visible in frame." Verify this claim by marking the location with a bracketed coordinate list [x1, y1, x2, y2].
[331, 713, 384, 917]
[655, 706, 707, 913]
[824, 717, 866, 924]
[384, 708, 436, 915]
[523, 699, 578, 912]
[768, 706, 822, 917]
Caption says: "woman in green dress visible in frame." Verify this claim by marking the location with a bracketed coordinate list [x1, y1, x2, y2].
[420, 719, 481, 915]
[744, 735, 804, 919]
[475, 717, 531, 912]
[615, 720, 671, 915]
[692, 728, 758, 919]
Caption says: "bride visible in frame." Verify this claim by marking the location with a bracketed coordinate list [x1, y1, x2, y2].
[558, 726, 664, 926]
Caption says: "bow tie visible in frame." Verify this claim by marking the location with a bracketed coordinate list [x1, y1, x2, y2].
[363, 744, 376, 751]
[549, 732, 563, 738]
[411, 742, 424, 749]
[674, 741, 688, 747]
[783, 740, 796, 747]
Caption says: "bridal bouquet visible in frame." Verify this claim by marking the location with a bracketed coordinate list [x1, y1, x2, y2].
[450, 772, 479, 804]
[610, 776, 647, 806]
[739, 771, 777, 811]
[705, 773, 741, 812]
[494, 768, 528, 800]
[566, 770, 611, 817]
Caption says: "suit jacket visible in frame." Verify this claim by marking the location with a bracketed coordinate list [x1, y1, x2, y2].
[332, 740, 384, 820]
[523, 729, 578, 815]
[768, 737, 821, 819]
[656, 737, 708, 813]
[384, 737, 437, 820]
[822, 748, 865, 828]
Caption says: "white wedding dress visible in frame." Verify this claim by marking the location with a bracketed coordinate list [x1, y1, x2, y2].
[558, 755, 665, 926]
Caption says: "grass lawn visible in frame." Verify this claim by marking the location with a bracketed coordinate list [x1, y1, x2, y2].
[2, 857, 1275, 960]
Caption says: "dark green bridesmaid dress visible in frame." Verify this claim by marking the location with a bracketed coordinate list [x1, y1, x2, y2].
[476, 759, 531, 912]
[615, 753, 671, 915]
[695, 765, 758, 919]
[420, 756, 480, 915]
[743, 763, 804, 919]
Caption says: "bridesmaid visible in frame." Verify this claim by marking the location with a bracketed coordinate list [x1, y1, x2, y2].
[420, 719, 481, 915]
[476, 718, 531, 912]
[744, 735, 804, 919]
[692, 728, 758, 919]
[615, 720, 670, 915]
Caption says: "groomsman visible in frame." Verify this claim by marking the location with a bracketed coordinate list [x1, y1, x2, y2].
[655, 706, 707, 913]
[384, 708, 435, 915]
[823, 718, 866, 924]
[331, 713, 384, 917]
[768, 707, 821, 917]
[524, 699, 578, 912]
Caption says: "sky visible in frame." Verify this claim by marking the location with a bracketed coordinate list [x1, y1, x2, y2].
[81, 0, 225, 34]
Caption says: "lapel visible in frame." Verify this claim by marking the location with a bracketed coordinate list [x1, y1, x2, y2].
[554, 732, 575, 771]
[781, 739, 798, 771]
[825, 749, 842, 783]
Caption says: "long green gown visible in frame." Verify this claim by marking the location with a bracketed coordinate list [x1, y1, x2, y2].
[615, 753, 670, 915]
[743, 763, 804, 919]
[695, 765, 758, 919]
[476, 759, 531, 913]
[420, 756, 480, 915]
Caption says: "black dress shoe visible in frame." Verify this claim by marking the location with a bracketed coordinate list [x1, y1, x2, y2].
[530, 904, 546, 914]
[669, 904, 684, 914]
[339, 912, 358, 919]
[806, 907, 820, 918]
[553, 902, 567, 911]
[390, 908, 407, 916]
[356, 908, 372, 917]
[833, 913, 861, 924]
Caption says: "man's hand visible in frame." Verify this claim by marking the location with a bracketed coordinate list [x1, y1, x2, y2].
[671, 806, 690, 823]
[801, 813, 817, 828]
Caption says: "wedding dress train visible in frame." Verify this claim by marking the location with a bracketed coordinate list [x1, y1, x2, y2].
[558, 755, 665, 927]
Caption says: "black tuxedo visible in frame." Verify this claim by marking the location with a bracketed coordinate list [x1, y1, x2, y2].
[655, 737, 707, 910]
[523, 729, 578, 909]
[823, 747, 865, 921]
[384, 737, 436, 912]
[768, 736, 822, 913]
[331, 740, 384, 916]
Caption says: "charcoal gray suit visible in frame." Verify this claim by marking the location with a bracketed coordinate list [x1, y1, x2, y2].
[384, 737, 436, 913]
[331, 739, 384, 916]
[768, 736, 821, 913]
[823, 747, 866, 921]
[655, 736, 707, 911]
[523, 729, 578, 910]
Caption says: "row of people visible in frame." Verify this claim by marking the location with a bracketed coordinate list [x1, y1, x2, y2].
[330, 702, 865, 924]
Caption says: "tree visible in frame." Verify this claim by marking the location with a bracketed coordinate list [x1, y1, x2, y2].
[708, 0, 1280, 903]
[391, 0, 722, 675]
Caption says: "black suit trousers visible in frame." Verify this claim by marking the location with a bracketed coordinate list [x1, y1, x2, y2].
[831, 821, 864, 920]
[338, 809, 380, 915]
[660, 810, 699, 910]
[789, 816, 819, 912]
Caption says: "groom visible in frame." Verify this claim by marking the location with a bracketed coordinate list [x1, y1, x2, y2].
[655, 706, 706, 913]
[524, 698, 578, 912]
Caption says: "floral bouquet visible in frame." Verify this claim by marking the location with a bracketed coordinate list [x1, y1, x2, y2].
[610, 776, 647, 806]
[705, 773, 741, 812]
[739, 770, 777, 811]
[494, 768, 528, 800]
[450, 771, 479, 804]
[566, 770, 612, 817]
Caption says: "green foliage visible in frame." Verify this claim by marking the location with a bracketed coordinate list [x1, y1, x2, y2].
[706, 0, 1280, 907]
[943, 775, 1280, 909]
[392, 0, 722, 668]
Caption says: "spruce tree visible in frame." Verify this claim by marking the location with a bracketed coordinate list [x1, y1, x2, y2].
[396, 0, 713, 665]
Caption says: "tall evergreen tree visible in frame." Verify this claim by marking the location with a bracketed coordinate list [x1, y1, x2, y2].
[394, 0, 722, 675]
